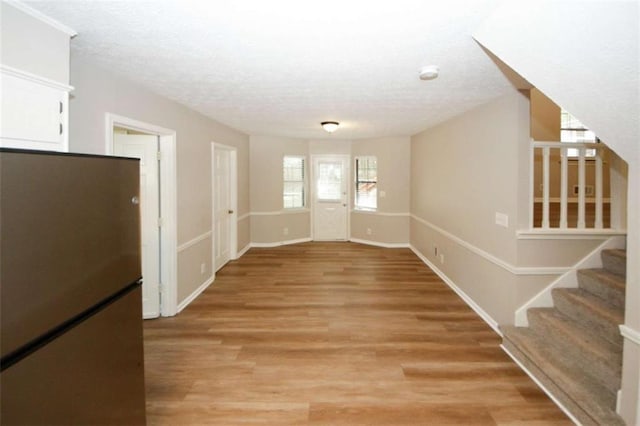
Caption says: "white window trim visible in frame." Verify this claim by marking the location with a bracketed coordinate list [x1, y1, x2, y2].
[354, 155, 378, 212]
[283, 155, 307, 210]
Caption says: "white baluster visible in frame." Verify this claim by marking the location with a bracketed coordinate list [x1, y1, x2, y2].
[595, 147, 603, 229]
[560, 146, 568, 229]
[542, 147, 550, 229]
[529, 141, 535, 230]
[578, 147, 586, 228]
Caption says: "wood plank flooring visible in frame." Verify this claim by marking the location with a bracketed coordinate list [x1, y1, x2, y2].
[143, 242, 571, 425]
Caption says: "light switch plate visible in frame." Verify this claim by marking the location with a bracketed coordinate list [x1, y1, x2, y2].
[495, 212, 509, 228]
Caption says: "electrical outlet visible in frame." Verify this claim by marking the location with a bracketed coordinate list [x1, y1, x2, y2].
[200, 263, 206, 274]
[283, 227, 289, 236]
[439, 253, 445, 264]
[366, 228, 372, 235]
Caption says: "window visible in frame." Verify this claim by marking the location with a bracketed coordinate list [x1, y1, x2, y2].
[316, 160, 342, 201]
[283, 156, 305, 209]
[355, 156, 377, 210]
[561, 109, 597, 157]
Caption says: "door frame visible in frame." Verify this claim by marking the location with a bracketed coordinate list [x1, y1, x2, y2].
[310, 154, 351, 241]
[211, 142, 238, 272]
[105, 113, 178, 317]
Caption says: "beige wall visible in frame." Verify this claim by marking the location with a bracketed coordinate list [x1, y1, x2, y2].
[530, 88, 560, 141]
[249, 136, 411, 246]
[68, 57, 250, 307]
[411, 93, 526, 264]
[352, 137, 410, 214]
[351, 137, 410, 245]
[250, 135, 308, 212]
[308, 139, 351, 156]
[410, 91, 605, 324]
[249, 135, 310, 244]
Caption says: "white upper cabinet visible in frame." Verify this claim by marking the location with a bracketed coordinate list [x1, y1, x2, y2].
[0, 1, 76, 152]
[1, 67, 72, 152]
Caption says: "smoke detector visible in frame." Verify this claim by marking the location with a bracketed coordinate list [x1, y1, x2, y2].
[419, 65, 439, 80]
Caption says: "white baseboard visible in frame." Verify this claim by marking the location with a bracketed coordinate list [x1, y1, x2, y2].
[620, 325, 640, 346]
[250, 237, 312, 248]
[236, 243, 251, 258]
[240, 238, 408, 254]
[349, 238, 410, 248]
[410, 245, 500, 336]
[501, 344, 581, 426]
[176, 275, 214, 314]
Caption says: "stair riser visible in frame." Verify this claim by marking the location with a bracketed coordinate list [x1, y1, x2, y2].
[528, 314, 621, 394]
[577, 271, 625, 310]
[552, 292, 623, 348]
[601, 252, 626, 277]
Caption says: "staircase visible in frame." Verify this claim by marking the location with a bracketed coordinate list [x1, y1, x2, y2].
[502, 249, 626, 425]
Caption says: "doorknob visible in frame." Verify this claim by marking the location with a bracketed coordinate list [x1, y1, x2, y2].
[228, 210, 234, 214]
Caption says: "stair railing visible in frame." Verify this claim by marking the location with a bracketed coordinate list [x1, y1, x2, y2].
[531, 140, 608, 230]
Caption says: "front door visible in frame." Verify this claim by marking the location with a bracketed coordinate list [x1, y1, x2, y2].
[313, 155, 349, 240]
[114, 133, 161, 318]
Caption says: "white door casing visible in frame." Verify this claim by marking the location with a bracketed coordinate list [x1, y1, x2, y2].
[312, 155, 349, 240]
[114, 133, 161, 318]
[212, 143, 238, 272]
[106, 113, 177, 318]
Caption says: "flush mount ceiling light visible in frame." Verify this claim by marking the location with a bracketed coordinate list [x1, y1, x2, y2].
[321, 121, 340, 133]
[419, 65, 439, 80]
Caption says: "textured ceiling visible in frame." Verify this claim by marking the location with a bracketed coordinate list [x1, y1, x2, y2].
[26, 0, 515, 139]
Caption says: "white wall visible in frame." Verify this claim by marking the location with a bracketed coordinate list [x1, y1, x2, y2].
[0, 2, 71, 84]
[68, 57, 250, 305]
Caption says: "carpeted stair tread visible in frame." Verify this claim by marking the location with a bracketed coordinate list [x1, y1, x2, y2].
[502, 326, 624, 425]
[502, 248, 627, 425]
[601, 249, 626, 277]
[527, 308, 622, 393]
[552, 288, 623, 347]
[578, 268, 625, 309]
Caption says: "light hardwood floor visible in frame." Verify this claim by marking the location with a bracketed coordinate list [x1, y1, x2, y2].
[144, 242, 571, 425]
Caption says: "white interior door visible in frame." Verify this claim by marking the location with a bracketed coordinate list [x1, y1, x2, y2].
[313, 155, 349, 240]
[213, 146, 232, 271]
[114, 133, 160, 318]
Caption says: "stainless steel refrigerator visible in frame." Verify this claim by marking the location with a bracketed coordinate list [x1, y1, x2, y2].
[0, 149, 147, 425]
